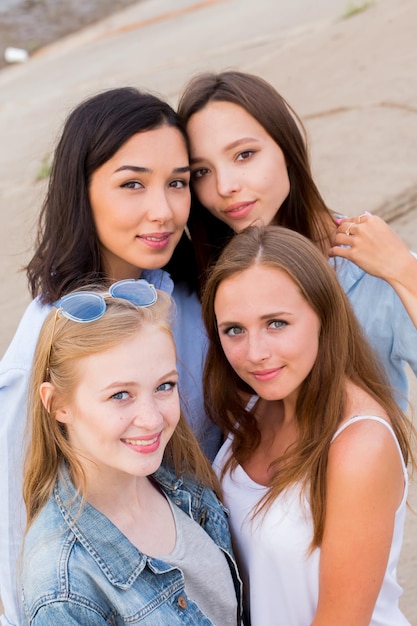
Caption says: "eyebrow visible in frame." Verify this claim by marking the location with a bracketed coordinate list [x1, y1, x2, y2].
[102, 369, 179, 391]
[190, 137, 260, 164]
[217, 311, 294, 326]
[114, 165, 190, 174]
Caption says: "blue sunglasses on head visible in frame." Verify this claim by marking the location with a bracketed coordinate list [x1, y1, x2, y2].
[45, 280, 157, 381]
[54, 278, 157, 323]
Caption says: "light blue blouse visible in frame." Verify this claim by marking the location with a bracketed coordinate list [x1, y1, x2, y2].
[333, 255, 417, 410]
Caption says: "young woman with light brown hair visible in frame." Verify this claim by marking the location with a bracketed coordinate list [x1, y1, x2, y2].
[201, 224, 415, 626]
[22, 282, 241, 625]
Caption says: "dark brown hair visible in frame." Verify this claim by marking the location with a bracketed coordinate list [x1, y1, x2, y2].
[26, 87, 198, 303]
[201, 224, 415, 548]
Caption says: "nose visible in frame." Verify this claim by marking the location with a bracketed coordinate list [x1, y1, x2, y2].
[146, 188, 174, 224]
[131, 397, 163, 431]
[246, 331, 271, 363]
[216, 166, 242, 197]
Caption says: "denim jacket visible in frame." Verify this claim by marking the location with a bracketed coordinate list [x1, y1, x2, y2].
[22, 464, 242, 626]
[1, 268, 222, 626]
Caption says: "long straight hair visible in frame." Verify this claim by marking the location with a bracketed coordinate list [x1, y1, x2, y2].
[201, 225, 415, 548]
[24, 290, 219, 527]
[178, 71, 334, 287]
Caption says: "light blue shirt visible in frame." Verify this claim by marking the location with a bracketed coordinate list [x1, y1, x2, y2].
[333, 256, 417, 410]
[0, 270, 221, 626]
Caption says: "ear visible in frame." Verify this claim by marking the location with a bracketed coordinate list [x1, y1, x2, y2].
[39, 382, 72, 424]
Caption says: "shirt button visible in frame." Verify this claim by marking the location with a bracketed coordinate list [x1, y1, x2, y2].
[177, 596, 187, 609]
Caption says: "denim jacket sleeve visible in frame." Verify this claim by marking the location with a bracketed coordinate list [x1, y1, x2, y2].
[22, 602, 108, 626]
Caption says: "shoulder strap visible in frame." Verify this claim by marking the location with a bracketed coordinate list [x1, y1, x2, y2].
[332, 415, 407, 476]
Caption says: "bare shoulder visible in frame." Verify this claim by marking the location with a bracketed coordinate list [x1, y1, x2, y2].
[342, 380, 388, 423]
[328, 384, 404, 502]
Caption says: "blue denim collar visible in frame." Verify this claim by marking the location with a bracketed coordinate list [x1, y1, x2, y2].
[53, 463, 187, 588]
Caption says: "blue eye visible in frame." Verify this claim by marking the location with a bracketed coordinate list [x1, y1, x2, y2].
[269, 320, 287, 329]
[156, 381, 177, 393]
[225, 326, 244, 337]
[111, 391, 129, 401]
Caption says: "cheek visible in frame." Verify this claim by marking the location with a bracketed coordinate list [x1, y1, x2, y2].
[195, 179, 216, 206]
[179, 194, 191, 223]
[165, 398, 181, 428]
[219, 338, 244, 371]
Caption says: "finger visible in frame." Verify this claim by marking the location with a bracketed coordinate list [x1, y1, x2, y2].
[344, 222, 354, 236]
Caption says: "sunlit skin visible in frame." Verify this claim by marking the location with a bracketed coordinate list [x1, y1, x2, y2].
[186, 101, 290, 232]
[89, 125, 191, 281]
[214, 264, 320, 418]
[214, 263, 405, 625]
[41, 326, 180, 501]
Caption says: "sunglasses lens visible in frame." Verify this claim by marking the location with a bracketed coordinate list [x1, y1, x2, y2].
[58, 293, 106, 322]
[109, 279, 157, 307]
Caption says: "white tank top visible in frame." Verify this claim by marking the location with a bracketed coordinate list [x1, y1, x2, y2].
[213, 415, 410, 626]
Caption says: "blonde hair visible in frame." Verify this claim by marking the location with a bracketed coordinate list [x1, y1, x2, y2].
[24, 288, 219, 527]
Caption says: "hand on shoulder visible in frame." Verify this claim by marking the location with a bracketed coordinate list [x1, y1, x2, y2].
[330, 213, 413, 282]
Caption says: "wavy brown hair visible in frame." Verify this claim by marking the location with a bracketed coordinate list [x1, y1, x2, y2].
[24, 289, 219, 528]
[201, 225, 416, 548]
[178, 70, 334, 288]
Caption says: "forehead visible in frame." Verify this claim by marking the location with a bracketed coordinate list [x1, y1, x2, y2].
[187, 101, 270, 144]
[73, 324, 176, 380]
[114, 125, 188, 158]
[214, 265, 304, 310]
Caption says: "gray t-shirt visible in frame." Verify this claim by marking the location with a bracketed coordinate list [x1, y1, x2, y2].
[157, 498, 238, 625]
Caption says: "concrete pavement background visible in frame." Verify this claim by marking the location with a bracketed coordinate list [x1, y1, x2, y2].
[0, 0, 416, 620]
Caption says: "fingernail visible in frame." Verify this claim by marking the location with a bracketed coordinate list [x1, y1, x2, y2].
[364, 211, 372, 216]
[335, 218, 342, 224]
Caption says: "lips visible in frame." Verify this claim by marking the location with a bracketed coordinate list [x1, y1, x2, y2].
[122, 436, 158, 446]
[223, 201, 256, 220]
[121, 433, 162, 453]
[137, 232, 172, 249]
[251, 367, 283, 381]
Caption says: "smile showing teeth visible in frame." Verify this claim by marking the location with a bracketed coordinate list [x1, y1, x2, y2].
[145, 236, 165, 241]
[123, 436, 158, 446]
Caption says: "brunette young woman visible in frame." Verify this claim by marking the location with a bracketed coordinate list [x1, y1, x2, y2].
[21, 282, 241, 625]
[0, 87, 220, 626]
[178, 70, 417, 407]
[201, 224, 416, 626]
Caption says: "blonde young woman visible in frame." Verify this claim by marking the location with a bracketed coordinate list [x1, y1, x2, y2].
[201, 224, 415, 626]
[22, 282, 242, 625]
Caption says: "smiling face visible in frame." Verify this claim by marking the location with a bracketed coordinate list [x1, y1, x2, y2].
[51, 324, 180, 485]
[214, 264, 320, 408]
[89, 125, 191, 281]
[186, 101, 290, 232]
